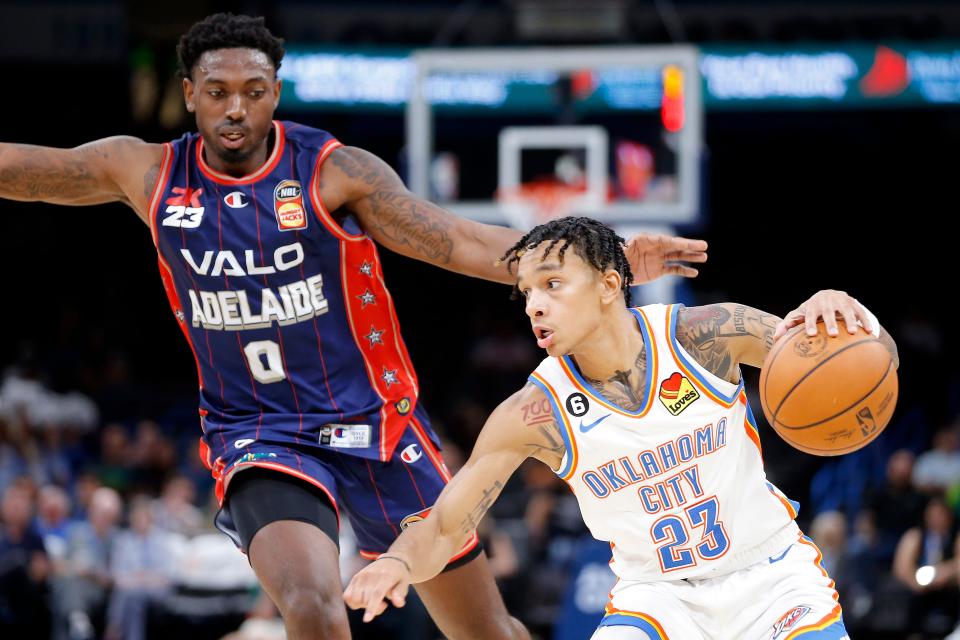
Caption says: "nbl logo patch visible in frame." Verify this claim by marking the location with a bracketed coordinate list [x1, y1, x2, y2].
[658, 372, 700, 416]
[274, 179, 308, 231]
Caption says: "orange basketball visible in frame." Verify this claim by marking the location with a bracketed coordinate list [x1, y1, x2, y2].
[759, 320, 898, 456]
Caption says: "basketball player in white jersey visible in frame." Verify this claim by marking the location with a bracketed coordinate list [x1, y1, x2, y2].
[344, 217, 899, 639]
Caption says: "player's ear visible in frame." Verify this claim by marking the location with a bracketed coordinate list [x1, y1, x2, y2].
[273, 78, 282, 109]
[183, 77, 196, 113]
[599, 268, 623, 305]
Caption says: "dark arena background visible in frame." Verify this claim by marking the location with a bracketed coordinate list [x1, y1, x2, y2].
[0, 2, 958, 639]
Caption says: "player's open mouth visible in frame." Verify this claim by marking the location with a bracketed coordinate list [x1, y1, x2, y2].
[534, 326, 554, 349]
[220, 132, 246, 149]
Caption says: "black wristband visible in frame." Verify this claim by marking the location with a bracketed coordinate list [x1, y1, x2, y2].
[377, 554, 411, 573]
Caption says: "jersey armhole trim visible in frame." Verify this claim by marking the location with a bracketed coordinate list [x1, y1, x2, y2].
[147, 142, 174, 245]
[529, 372, 578, 480]
[309, 140, 368, 243]
[666, 304, 744, 408]
[599, 608, 669, 639]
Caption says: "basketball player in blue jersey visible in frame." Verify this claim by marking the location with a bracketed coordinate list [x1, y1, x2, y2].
[345, 217, 899, 639]
[0, 13, 709, 640]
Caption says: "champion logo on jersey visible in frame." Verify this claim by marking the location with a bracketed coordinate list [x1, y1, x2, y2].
[274, 179, 308, 231]
[770, 606, 811, 638]
[400, 507, 432, 530]
[223, 191, 248, 208]
[400, 443, 422, 464]
[658, 372, 700, 416]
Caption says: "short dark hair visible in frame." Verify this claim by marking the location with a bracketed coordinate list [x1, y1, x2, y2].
[499, 216, 634, 306]
[177, 13, 285, 80]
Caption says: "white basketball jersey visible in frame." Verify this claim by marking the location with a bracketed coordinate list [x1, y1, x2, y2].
[529, 304, 800, 582]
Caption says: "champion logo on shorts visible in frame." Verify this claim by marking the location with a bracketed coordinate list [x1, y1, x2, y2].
[400, 443, 422, 464]
[771, 606, 811, 638]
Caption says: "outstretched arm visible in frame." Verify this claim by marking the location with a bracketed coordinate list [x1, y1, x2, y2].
[0, 138, 163, 224]
[319, 146, 707, 284]
[676, 290, 898, 383]
[343, 383, 564, 621]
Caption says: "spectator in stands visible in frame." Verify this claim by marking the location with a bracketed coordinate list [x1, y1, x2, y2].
[71, 472, 102, 520]
[95, 424, 132, 494]
[106, 496, 177, 640]
[864, 449, 928, 560]
[54, 486, 122, 640]
[35, 485, 74, 561]
[130, 420, 177, 495]
[913, 424, 960, 494]
[810, 511, 851, 590]
[843, 510, 888, 628]
[0, 482, 51, 636]
[892, 495, 960, 636]
[153, 475, 203, 537]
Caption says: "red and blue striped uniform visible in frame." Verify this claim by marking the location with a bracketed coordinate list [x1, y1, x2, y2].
[147, 121, 477, 559]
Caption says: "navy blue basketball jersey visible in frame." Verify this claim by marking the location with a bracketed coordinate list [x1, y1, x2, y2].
[147, 121, 419, 463]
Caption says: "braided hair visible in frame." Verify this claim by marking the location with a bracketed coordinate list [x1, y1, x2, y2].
[498, 216, 634, 306]
[177, 13, 285, 80]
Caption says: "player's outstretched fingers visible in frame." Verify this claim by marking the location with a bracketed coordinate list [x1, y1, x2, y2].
[805, 305, 823, 336]
[840, 303, 860, 335]
[387, 582, 407, 608]
[666, 264, 698, 278]
[774, 307, 803, 340]
[363, 597, 389, 623]
[851, 299, 874, 335]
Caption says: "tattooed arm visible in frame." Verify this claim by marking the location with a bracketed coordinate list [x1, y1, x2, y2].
[676, 303, 782, 383]
[343, 383, 563, 619]
[676, 293, 899, 384]
[318, 146, 521, 283]
[0, 138, 164, 225]
[318, 145, 710, 284]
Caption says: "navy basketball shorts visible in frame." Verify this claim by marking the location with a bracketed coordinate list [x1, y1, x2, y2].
[202, 409, 481, 568]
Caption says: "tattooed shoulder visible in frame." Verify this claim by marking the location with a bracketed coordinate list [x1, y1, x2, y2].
[676, 303, 780, 380]
[676, 304, 736, 381]
[518, 383, 566, 465]
[143, 162, 160, 199]
[331, 146, 454, 264]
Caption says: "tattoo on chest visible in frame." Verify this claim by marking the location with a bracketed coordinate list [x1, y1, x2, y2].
[585, 345, 648, 411]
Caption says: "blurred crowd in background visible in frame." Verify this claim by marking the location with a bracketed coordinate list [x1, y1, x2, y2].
[0, 298, 955, 640]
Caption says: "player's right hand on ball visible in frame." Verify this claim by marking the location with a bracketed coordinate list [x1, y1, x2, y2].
[343, 556, 411, 622]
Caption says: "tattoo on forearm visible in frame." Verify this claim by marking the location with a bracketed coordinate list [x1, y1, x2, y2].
[585, 345, 648, 411]
[331, 149, 454, 263]
[459, 480, 504, 535]
[0, 145, 98, 200]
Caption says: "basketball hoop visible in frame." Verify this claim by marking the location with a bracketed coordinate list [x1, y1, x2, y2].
[497, 181, 593, 230]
